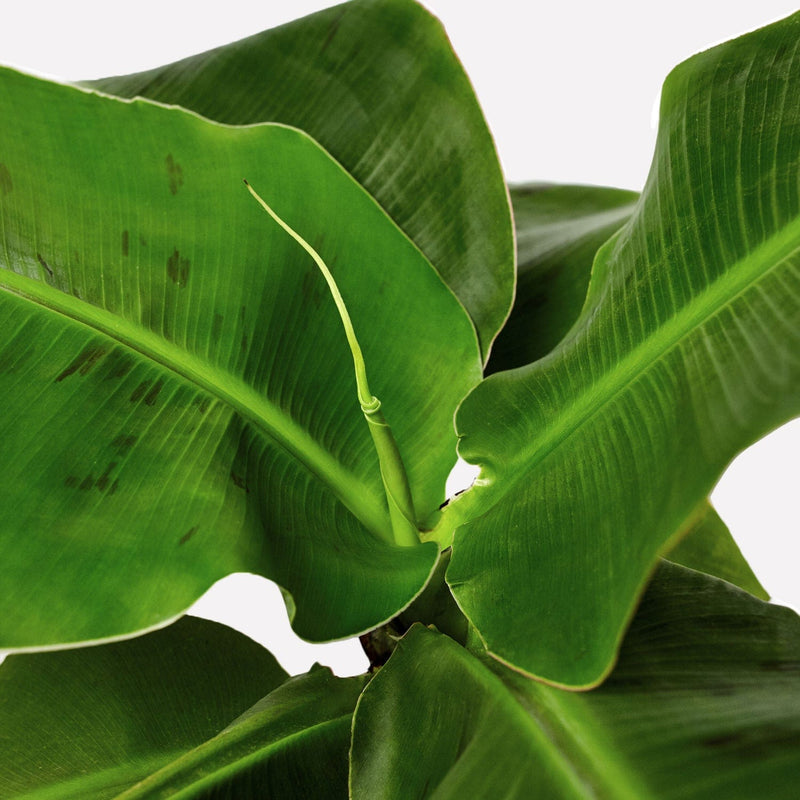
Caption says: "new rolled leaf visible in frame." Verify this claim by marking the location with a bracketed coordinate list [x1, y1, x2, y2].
[0, 67, 482, 647]
[446, 11, 800, 686]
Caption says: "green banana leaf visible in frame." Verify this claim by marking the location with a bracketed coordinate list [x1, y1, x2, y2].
[488, 182, 766, 598]
[0, 64, 485, 648]
[84, 0, 515, 361]
[441, 10, 800, 686]
[668, 500, 768, 599]
[487, 183, 638, 374]
[0, 616, 364, 799]
[350, 564, 800, 800]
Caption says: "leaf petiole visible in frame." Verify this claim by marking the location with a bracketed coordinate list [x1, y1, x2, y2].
[244, 180, 419, 547]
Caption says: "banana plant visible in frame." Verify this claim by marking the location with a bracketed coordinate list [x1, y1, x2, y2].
[1, 1, 799, 797]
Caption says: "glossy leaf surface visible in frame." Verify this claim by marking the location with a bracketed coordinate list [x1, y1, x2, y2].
[351, 564, 800, 799]
[85, 0, 515, 360]
[0, 616, 364, 799]
[486, 183, 765, 597]
[487, 183, 638, 373]
[0, 66, 484, 647]
[445, 12, 800, 685]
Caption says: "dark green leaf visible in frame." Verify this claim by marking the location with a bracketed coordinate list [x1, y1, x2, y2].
[0, 617, 286, 798]
[351, 564, 800, 799]
[0, 65, 485, 646]
[488, 183, 638, 373]
[84, 0, 514, 360]
[116, 667, 365, 799]
[441, 11, 800, 685]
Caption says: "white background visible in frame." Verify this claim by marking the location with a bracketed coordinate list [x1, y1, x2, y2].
[1, 1, 798, 675]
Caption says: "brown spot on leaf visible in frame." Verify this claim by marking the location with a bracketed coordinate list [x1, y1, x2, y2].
[96, 462, 118, 492]
[79, 475, 95, 491]
[0, 163, 12, 195]
[112, 434, 138, 452]
[105, 353, 135, 381]
[144, 379, 164, 406]
[231, 471, 250, 493]
[121, 230, 129, 257]
[130, 381, 149, 403]
[166, 153, 184, 195]
[167, 249, 190, 287]
[55, 345, 108, 382]
[211, 312, 224, 342]
[37, 253, 53, 278]
[194, 396, 211, 414]
[320, 6, 347, 54]
[179, 525, 199, 546]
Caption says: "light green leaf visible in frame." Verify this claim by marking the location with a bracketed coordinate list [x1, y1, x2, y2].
[0, 65, 484, 647]
[351, 564, 800, 800]
[0, 616, 364, 799]
[487, 183, 638, 374]
[84, 0, 514, 361]
[443, 11, 800, 686]
[666, 500, 768, 600]
[487, 184, 764, 597]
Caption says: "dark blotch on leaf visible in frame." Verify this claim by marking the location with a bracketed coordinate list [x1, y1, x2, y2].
[320, 6, 346, 54]
[194, 396, 211, 414]
[231, 471, 250, 493]
[96, 462, 117, 492]
[179, 525, 199, 546]
[79, 475, 95, 491]
[144, 379, 164, 407]
[165, 153, 184, 195]
[64, 475, 79, 489]
[36, 253, 53, 278]
[130, 381, 150, 403]
[109, 479, 120, 496]
[121, 230, 129, 257]
[55, 345, 108, 382]
[167, 249, 190, 287]
[0, 163, 12, 195]
[112, 434, 138, 452]
[105, 353, 135, 381]
[211, 312, 224, 342]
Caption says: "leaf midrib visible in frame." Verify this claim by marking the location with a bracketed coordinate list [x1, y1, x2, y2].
[422, 635, 650, 800]
[117, 714, 349, 799]
[0, 268, 390, 538]
[464, 210, 800, 517]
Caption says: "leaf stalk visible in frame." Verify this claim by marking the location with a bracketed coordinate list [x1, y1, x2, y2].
[244, 180, 418, 547]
